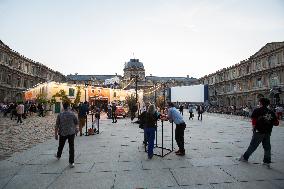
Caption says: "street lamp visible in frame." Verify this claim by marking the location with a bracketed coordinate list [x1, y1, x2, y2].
[84, 82, 89, 102]
[130, 74, 139, 116]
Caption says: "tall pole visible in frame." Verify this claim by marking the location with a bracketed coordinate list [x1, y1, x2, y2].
[85, 86, 87, 102]
[135, 75, 139, 117]
[154, 82, 157, 105]
[163, 83, 166, 114]
[135, 75, 138, 104]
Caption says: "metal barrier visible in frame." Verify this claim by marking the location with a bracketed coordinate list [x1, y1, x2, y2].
[85, 113, 100, 136]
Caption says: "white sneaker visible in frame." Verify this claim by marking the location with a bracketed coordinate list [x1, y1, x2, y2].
[262, 162, 271, 169]
[54, 154, 60, 160]
[69, 163, 75, 168]
[238, 155, 248, 162]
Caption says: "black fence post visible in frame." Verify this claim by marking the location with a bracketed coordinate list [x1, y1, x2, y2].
[85, 115, 88, 136]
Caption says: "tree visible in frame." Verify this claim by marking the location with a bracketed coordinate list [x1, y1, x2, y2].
[74, 86, 82, 106]
[125, 94, 137, 119]
[156, 95, 165, 112]
[36, 93, 48, 105]
[52, 90, 71, 104]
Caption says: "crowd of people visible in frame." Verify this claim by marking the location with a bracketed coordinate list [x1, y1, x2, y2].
[0, 101, 46, 123]
[207, 104, 284, 120]
[1, 97, 282, 169]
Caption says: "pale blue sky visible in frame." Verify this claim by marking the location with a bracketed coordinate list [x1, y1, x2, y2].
[0, 0, 283, 78]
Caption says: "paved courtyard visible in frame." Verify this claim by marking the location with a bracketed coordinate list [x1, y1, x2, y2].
[0, 112, 284, 189]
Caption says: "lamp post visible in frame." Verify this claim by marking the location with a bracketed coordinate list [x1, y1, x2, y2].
[131, 74, 139, 117]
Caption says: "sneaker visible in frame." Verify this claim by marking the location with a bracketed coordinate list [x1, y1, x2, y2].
[238, 155, 248, 162]
[54, 154, 60, 160]
[148, 154, 153, 159]
[262, 162, 271, 169]
[69, 163, 75, 168]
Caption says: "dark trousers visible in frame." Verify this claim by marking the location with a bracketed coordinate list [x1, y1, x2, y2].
[145, 127, 156, 157]
[175, 124, 185, 151]
[112, 112, 117, 123]
[189, 112, 193, 120]
[243, 132, 271, 163]
[198, 113, 202, 120]
[17, 114, 22, 123]
[57, 134, 75, 164]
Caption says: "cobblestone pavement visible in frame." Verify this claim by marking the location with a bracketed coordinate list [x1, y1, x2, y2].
[0, 111, 284, 189]
[0, 114, 57, 160]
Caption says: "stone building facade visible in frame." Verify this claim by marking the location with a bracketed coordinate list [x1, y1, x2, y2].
[0, 40, 66, 102]
[66, 58, 198, 104]
[199, 42, 284, 107]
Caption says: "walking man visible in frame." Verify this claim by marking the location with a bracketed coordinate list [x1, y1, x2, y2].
[166, 102, 186, 156]
[55, 102, 79, 168]
[111, 102, 117, 123]
[78, 102, 88, 136]
[239, 98, 279, 168]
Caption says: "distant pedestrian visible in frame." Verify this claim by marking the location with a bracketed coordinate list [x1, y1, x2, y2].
[38, 103, 44, 117]
[166, 102, 186, 156]
[197, 105, 203, 121]
[16, 102, 24, 123]
[188, 105, 193, 120]
[55, 102, 79, 168]
[111, 102, 117, 123]
[239, 98, 279, 168]
[275, 105, 283, 120]
[179, 104, 184, 116]
[78, 102, 88, 136]
[10, 103, 17, 120]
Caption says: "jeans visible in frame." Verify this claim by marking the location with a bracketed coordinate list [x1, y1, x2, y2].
[243, 132, 271, 163]
[145, 127, 156, 157]
[57, 134, 75, 164]
[175, 124, 186, 151]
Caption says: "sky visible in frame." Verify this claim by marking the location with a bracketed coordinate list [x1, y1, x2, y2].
[0, 0, 283, 78]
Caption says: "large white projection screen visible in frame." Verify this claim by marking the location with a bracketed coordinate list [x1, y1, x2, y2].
[171, 85, 204, 103]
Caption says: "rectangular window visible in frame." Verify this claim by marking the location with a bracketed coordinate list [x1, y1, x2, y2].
[257, 78, 262, 88]
[69, 88, 75, 96]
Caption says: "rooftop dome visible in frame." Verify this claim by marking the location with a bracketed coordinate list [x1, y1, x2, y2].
[124, 59, 144, 70]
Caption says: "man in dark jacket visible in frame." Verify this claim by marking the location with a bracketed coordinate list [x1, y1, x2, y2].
[55, 102, 79, 168]
[111, 102, 117, 123]
[239, 98, 279, 168]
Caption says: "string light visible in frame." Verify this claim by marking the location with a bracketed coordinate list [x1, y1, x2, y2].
[122, 78, 134, 90]
[143, 84, 161, 95]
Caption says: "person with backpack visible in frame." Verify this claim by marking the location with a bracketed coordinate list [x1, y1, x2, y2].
[142, 104, 160, 159]
[239, 98, 279, 168]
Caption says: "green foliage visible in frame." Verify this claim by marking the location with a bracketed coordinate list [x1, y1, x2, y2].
[74, 86, 82, 105]
[36, 93, 48, 104]
[156, 95, 165, 111]
[125, 94, 137, 113]
[52, 89, 71, 104]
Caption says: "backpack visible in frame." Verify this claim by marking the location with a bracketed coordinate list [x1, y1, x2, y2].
[255, 109, 274, 133]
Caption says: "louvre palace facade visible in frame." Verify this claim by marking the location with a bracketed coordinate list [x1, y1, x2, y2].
[199, 42, 284, 107]
[0, 40, 66, 102]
